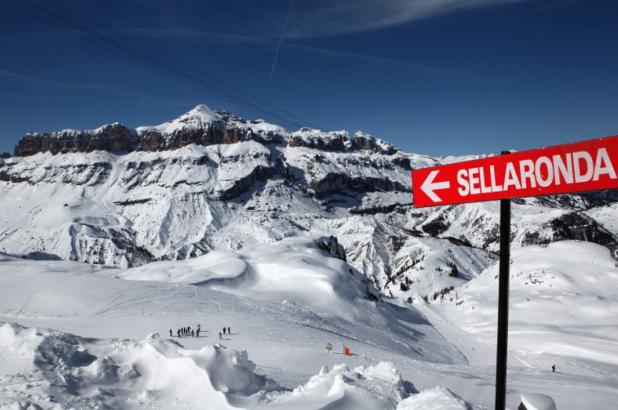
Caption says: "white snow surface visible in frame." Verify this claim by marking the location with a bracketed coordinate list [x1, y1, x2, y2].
[0, 238, 469, 409]
[118, 249, 247, 284]
[115, 237, 379, 317]
[1, 239, 617, 409]
[136, 104, 222, 135]
[425, 241, 618, 365]
[586, 202, 618, 237]
[0, 322, 419, 410]
[396, 386, 470, 410]
[520, 393, 557, 410]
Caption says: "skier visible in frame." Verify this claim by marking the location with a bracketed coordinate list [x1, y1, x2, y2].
[218, 332, 222, 340]
[227, 326, 231, 335]
[177, 329, 181, 338]
[223, 327, 226, 336]
[169, 329, 172, 337]
[196, 328, 200, 337]
[552, 365, 556, 373]
[191, 329, 194, 337]
[325, 342, 333, 353]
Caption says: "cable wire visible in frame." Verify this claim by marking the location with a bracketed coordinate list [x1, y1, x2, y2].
[7, 0, 317, 130]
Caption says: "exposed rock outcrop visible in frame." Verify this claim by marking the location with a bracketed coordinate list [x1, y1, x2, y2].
[315, 236, 347, 261]
[13, 106, 395, 157]
[310, 173, 408, 198]
[288, 129, 397, 154]
[14, 123, 138, 156]
[523, 212, 618, 258]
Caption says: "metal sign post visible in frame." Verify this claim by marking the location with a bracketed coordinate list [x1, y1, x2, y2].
[495, 195, 510, 410]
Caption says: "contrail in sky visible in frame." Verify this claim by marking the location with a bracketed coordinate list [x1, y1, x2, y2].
[269, 0, 294, 80]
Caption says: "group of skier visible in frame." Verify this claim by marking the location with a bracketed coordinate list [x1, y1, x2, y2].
[170, 324, 201, 338]
[218, 326, 231, 340]
[168, 324, 232, 340]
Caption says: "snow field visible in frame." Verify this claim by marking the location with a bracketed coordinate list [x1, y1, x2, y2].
[422, 241, 618, 409]
[1, 239, 617, 409]
[0, 322, 469, 410]
[428, 241, 618, 364]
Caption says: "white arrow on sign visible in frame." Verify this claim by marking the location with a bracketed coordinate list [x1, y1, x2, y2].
[420, 170, 450, 203]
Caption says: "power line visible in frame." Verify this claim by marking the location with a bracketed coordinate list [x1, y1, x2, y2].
[16, 0, 306, 128]
[7, 0, 317, 130]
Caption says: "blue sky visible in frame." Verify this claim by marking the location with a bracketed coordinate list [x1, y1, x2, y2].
[0, 0, 617, 156]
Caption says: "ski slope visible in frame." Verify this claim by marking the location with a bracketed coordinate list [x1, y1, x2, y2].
[1, 239, 617, 409]
[420, 241, 618, 409]
[424, 241, 618, 365]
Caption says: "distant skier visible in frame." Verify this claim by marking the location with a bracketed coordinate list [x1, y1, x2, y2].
[325, 342, 333, 353]
[196, 328, 200, 337]
[191, 329, 194, 337]
[218, 332, 222, 340]
[177, 329, 181, 338]
[552, 365, 556, 373]
[169, 329, 172, 337]
[227, 326, 231, 335]
[223, 327, 226, 336]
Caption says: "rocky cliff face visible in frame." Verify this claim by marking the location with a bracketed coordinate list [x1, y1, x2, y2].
[288, 129, 397, 154]
[14, 123, 138, 156]
[13, 105, 393, 157]
[2, 104, 617, 300]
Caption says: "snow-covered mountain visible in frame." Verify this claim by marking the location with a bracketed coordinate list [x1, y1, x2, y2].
[2, 106, 618, 409]
[1, 104, 617, 301]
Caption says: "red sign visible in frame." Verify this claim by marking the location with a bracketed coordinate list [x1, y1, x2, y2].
[412, 135, 618, 207]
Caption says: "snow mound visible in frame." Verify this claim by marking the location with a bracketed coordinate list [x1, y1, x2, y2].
[0, 323, 43, 376]
[0, 323, 429, 410]
[263, 361, 415, 410]
[116, 236, 377, 316]
[0, 322, 278, 409]
[119, 250, 247, 283]
[520, 393, 557, 410]
[237, 237, 371, 309]
[397, 386, 470, 410]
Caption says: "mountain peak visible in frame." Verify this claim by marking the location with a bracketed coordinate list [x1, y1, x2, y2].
[170, 104, 222, 126]
[185, 104, 220, 120]
[137, 104, 222, 135]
